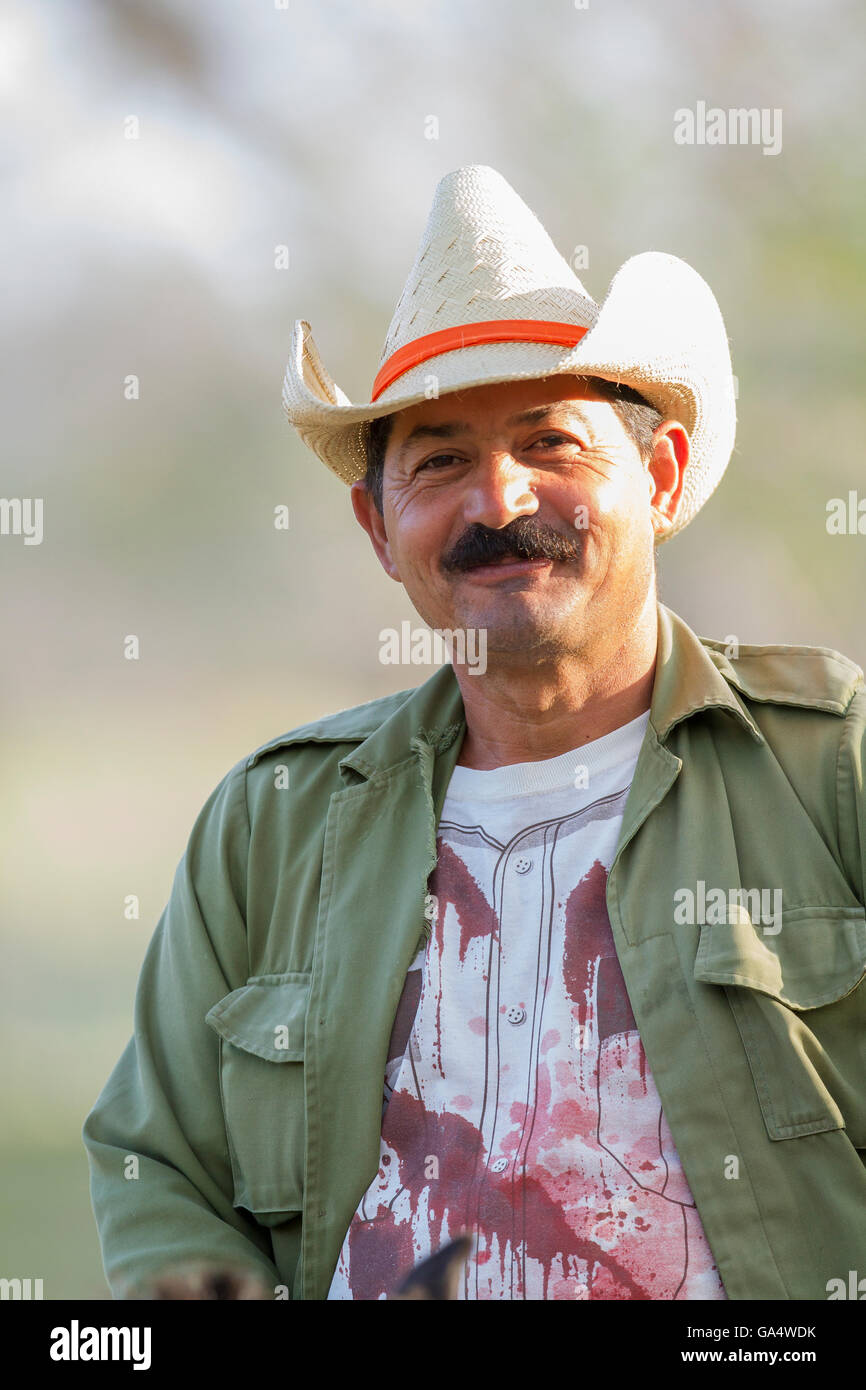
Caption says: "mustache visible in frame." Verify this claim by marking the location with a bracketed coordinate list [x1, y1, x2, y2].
[441, 517, 584, 573]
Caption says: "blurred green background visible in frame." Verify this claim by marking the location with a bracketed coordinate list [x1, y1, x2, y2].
[2, 0, 865, 1297]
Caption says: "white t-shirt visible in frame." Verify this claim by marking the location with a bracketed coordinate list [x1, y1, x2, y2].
[327, 709, 726, 1300]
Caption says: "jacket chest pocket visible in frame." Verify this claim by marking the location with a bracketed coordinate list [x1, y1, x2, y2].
[694, 908, 866, 1145]
[205, 973, 310, 1225]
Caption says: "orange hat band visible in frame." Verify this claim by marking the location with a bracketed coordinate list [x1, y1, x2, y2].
[370, 319, 589, 402]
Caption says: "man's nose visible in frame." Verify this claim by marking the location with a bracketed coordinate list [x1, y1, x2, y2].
[461, 453, 539, 529]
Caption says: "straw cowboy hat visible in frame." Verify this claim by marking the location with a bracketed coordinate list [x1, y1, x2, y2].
[281, 164, 736, 539]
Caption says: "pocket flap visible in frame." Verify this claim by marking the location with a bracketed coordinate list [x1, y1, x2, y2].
[205, 973, 311, 1061]
[693, 907, 866, 1010]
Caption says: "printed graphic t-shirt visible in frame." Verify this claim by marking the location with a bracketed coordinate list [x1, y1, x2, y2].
[327, 709, 727, 1300]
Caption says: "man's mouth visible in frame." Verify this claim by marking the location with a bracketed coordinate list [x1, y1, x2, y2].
[462, 554, 555, 577]
[472, 550, 557, 565]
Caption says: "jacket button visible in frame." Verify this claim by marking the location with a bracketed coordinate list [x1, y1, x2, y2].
[514, 857, 532, 874]
[491, 1158, 509, 1173]
[505, 1005, 526, 1025]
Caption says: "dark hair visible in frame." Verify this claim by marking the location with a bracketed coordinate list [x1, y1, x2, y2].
[363, 377, 666, 513]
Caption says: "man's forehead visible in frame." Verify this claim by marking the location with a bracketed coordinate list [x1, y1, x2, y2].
[390, 375, 609, 440]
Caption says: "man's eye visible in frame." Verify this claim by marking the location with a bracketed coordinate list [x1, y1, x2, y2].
[533, 432, 576, 449]
[418, 453, 462, 472]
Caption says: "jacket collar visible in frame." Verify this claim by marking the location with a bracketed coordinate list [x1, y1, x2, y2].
[337, 662, 465, 781]
[651, 604, 764, 745]
[337, 601, 764, 781]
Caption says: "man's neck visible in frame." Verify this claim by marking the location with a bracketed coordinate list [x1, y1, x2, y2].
[452, 611, 657, 771]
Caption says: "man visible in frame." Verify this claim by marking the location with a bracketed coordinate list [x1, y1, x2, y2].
[84, 165, 866, 1301]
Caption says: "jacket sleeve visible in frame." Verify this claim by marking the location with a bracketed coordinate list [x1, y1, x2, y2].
[82, 759, 280, 1298]
[836, 685, 866, 908]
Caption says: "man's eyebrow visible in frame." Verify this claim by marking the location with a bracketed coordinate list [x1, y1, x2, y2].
[397, 421, 470, 458]
[396, 404, 591, 458]
[504, 403, 593, 428]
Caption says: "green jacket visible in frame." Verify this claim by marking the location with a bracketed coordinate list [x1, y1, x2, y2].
[83, 603, 866, 1300]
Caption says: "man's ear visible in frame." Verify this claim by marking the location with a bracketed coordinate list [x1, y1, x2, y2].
[350, 481, 402, 581]
[646, 421, 689, 536]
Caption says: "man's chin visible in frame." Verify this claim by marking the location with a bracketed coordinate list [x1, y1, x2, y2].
[450, 598, 590, 660]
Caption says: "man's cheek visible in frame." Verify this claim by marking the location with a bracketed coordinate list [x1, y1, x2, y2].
[589, 474, 632, 520]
